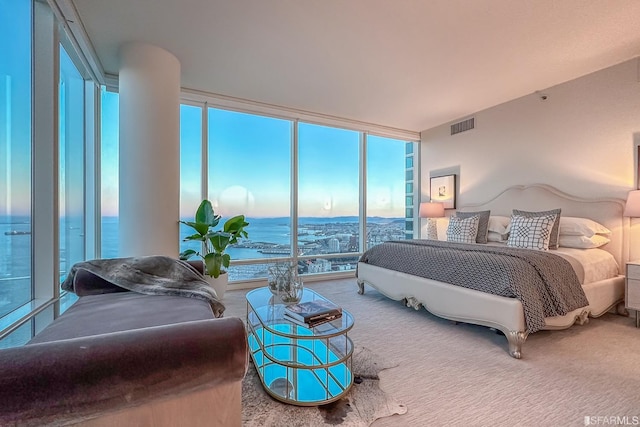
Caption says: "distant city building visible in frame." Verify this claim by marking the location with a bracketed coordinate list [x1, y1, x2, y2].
[226, 219, 405, 280]
[405, 142, 416, 239]
[348, 236, 358, 251]
[328, 238, 340, 252]
[308, 258, 332, 273]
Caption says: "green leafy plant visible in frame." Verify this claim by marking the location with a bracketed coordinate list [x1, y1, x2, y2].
[179, 200, 249, 278]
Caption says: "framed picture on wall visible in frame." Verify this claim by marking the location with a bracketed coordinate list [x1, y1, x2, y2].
[430, 174, 456, 209]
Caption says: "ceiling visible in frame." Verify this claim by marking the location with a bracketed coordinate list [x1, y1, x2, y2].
[71, 0, 640, 132]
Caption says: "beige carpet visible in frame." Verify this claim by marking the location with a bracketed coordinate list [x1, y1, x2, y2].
[223, 278, 640, 427]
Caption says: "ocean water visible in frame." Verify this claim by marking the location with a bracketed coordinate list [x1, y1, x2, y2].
[103, 216, 368, 258]
[1, 215, 31, 318]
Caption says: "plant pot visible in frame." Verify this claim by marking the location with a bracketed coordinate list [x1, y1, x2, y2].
[205, 272, 229, 300]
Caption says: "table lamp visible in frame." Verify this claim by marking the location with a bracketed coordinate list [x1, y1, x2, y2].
[624, 190, 640, 218]
[419, 201, 445, 240]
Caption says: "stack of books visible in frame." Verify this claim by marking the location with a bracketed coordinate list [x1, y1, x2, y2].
[283, 300, 342, 328]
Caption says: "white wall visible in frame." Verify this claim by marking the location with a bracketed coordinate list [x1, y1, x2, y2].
[421, 58, 640, 206]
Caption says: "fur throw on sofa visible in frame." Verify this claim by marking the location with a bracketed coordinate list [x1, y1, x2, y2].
[61, 256, 225, 317]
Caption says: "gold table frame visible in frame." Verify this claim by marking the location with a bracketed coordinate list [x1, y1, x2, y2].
[246, 287, 354, 406]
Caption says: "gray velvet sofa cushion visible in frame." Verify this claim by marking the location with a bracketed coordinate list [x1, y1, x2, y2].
[29, 291, 215, 344]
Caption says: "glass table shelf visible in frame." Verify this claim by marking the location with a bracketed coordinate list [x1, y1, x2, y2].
[246, 287, 354, 406]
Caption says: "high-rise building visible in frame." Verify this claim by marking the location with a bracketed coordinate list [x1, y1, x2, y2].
[405, 142, 416, 239]
[328, 238, 340, 252]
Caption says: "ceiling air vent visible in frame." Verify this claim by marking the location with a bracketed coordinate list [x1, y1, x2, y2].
[450, 117, 475, 135]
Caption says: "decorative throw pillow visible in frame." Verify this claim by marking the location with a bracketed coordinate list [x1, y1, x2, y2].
[456, 210, 490, 244]
[446, 215, 480, 244]
[512, 208, 561, 249]
[506, 214, 557, 251]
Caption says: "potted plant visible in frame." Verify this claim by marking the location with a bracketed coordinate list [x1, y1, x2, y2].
[179, 199, 249, 299]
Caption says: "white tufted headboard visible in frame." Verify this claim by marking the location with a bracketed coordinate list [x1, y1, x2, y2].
[458, 184, 628, 273]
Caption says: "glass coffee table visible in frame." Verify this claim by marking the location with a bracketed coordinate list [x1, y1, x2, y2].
[246, 287, 354, 406]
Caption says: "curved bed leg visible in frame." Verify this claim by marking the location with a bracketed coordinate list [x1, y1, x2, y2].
[357, 280, 365, 295]
[405, 297, 423, 310]
[575, 310, 590, 325]
[506, 330, 528, 359]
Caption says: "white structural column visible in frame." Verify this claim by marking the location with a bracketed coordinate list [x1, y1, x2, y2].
[118, 42, 180, 257]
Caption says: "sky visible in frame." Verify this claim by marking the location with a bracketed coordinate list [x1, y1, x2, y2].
[0, 0, 31, 217]
[11, 87, 409, 219]
[102, 93, 409, 219]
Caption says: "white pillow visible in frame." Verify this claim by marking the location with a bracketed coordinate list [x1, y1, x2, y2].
[559, 217, 611, 237]
[488, 230, 508, 242]
[446, 215, 480, 244]
[558, 234, 611, 249]
[506, 214, 557, 251]
[488, 216, 510, 235]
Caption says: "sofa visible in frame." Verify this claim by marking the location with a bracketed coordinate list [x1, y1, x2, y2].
[0, 259, 248, 427]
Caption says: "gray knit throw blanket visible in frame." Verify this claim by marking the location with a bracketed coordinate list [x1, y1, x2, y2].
[61, 256, 225, 317]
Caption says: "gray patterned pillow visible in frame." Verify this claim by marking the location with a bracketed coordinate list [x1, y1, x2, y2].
[507, 214, 557, 251]
[446, 215, 480, 244]
[456, 210, 490, 244]
[512, 208, 561, 249]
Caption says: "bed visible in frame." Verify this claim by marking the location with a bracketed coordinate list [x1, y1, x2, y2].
[356, 184, 627, 358]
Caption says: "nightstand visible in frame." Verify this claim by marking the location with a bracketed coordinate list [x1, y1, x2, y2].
[625, 262, 640, 328]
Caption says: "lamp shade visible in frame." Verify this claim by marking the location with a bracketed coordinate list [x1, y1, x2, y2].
[419, 202, 445, 218]
[624, 190, 640, 217]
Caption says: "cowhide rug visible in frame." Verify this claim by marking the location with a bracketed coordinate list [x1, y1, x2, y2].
[242, 346, 407, 426]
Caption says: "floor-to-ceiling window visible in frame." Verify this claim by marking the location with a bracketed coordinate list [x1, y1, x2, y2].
[207, 108, 292, 281]
[298, 123, 361, 274]
[100, 88, 119, 258]
[179, 103, 203, 256]
[59, 45, 85, 280]
[175, 106, 417, 282]
[366, 135, 408, 247]
[0, 0, 32, 327]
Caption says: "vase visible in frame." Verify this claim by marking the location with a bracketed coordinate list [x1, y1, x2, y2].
[205, 272, 228, 300]
[279, 280, 304, 305]
[268, 263, 303, 304]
